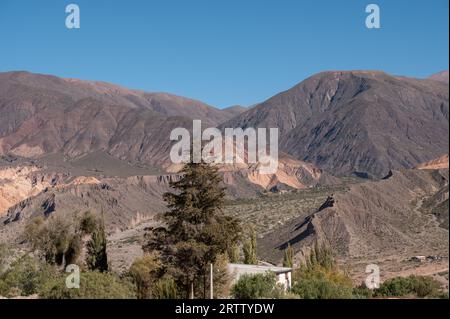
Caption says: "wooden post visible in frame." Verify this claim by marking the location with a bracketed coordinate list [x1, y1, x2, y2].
[190, 282, 194, 299]
[210, 263, 213, 299]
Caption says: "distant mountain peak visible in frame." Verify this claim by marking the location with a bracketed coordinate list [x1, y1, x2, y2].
[428, 70, 449, 84]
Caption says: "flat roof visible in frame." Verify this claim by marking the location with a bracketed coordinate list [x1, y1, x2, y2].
[228, 263, 292, 273]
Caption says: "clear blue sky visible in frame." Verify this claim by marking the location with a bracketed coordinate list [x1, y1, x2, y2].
[0, 0, 448, 108]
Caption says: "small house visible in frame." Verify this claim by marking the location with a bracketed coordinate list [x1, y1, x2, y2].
[227, 263, 293, 290]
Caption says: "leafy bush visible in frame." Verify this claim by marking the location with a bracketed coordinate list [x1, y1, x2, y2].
[231, 272, 276, 299]
[85, 221, 108, 272]
[291, 242, 354, 299]
[352, 283, 373, 299]
[78, 211, 98, 235]
[153, 276, 179, 299]
[0, 255, 56, 297]
[128, 253, 162, 299]
[292, 267, 354, 299]
[374, 275, 441, 298]
[39, 271, 136, 299]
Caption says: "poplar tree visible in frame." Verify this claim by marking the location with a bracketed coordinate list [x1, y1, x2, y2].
[283, 243, 294, 268]
[243, 227, 257, 265]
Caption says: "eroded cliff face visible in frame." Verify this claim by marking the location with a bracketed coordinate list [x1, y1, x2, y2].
[0, 166, 68, 216]
[416, 154, 449, 170]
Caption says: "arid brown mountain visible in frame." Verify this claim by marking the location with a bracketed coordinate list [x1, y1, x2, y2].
[0, 71, 244, 168]
[259, 167, 449, 266]
[222, 71, 449, 177]
[416, 154, 449, 170]
[429, 70, 449, 84]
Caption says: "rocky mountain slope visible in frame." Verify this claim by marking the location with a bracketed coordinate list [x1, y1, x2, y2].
[259, 166, 449, 266]
[416, 154, 449, 170]
[0, 71, 244, 168]
[222, 71, 449, 177]
[1, 70, 448, 276]
[0, 151, 337, 248]
[429, 70, 449, 84]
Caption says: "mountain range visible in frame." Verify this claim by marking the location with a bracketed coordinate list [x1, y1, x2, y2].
[222, 71, 449, 177]
[1, 70, 448, 177]
[0, 69, 448, 274]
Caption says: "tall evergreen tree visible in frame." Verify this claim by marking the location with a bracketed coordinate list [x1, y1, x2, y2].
[144, 161, 241, 298]
[86, 218, 108, 272]
[243, 227, 257, 265]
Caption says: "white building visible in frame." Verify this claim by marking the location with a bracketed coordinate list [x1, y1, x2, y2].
[227, 263, 293, 290]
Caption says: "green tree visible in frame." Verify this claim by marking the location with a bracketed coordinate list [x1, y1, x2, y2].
[283, 244, 294, 268]
[128, 253, 163, 299]
[86, 218, 108, 272]
[78, 211, 98, 235]
[243, 227, 257, 265]
[153, 276, 179, 299]
[229, 244, 241, 264]
[64, 235, 83, 266]
[24, 216, 72, 266]
[291, 242, 354, 299]
[24, 212, 101, 267]
[144, 161, 241, 299]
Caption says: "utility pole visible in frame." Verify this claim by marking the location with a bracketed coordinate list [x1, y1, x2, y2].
[210, 263, 213, 299]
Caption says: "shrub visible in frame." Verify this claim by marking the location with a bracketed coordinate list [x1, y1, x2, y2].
[292, 267, 354, 299]
[85, 221, 108, 272]
[0, 255, 56, 297]
[128, 253, 162, 299]
[153, 276, 179, 299]
[24, 216, 72, 266]
[78, 211, 98, 235]
[375, 275, 441, 298]
[352, 283, 373, 299]
[291, 242, 354, 299]
[39, 271, 136, 299]
[231, 272, 276, 299]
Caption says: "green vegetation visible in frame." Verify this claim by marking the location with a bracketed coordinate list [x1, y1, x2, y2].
[0, 244, 8, 274]
[24, 211, 105, 268]
[1, 169, 446, 299]
[231, 273, 278, 299]
[85, 217, 108, 272]
[0, 255, 56, 297]
[283, 244, 294, 268]
[223, 185, 348, 236]
[374, 275, 443, 298]
[290, 242, 354, 299]
[39, 271, 136, 299]
[243, 227, 258, 265]
[144, 161, 242, 299]
[128, 253, 163, 299]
